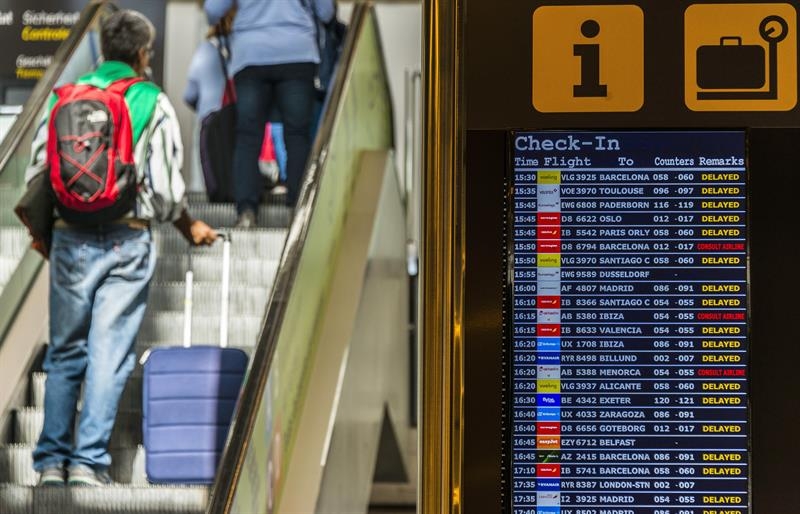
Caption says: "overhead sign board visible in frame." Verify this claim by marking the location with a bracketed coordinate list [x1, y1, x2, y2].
[0, 0, 167, 105]
[529, 2, 798, 115]
[684, 3, 797, 111]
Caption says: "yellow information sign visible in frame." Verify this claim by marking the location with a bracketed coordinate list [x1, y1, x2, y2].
[685, 3, 797, 111]
[532, 5, 644, 113]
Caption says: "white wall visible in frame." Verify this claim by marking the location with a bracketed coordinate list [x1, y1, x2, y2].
[340, 2, 422, 193]
[163, 1, 207, 191]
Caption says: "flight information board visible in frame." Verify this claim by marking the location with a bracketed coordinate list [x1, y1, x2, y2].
[509, 131, 749, 514]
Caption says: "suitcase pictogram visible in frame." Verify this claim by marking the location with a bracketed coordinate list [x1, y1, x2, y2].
[696, 14, 789, 100]
[697, 37, 765, 89]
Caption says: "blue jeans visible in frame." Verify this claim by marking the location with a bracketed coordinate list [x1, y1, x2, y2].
[33, 225, 155, 471]
[233, 63, 316, 211]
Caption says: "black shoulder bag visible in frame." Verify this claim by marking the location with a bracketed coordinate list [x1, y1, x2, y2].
[302, 0, 348, 100]
[198, 35, 237, 203]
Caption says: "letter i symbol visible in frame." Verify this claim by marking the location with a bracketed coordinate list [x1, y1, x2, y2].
[573, 19, 608, 97]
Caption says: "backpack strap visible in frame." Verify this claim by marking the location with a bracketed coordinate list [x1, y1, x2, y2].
[52, 84, 72, 99]
[106, 77, 144, 96]
[105, 77, 161, 145]
[211, 36, 236, 105]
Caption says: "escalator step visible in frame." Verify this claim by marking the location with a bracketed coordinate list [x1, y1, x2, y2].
[0, 483, 29, 514]
[153, 228, 287, 258]
[0, 228, 28, 259]
[0, 187, 22, 205]
[0, 257, 23, 289]
[12, 409, 142, 450]
[152, 256, 278, 285]
[135, 341, 253, 361]
[185, 192, 209, 204]
[33, 485, 208, 513]
[146, 283, 270, 316]
[140, 312, 262, 345]
[0, 444, 146, 486]
[187, 203, 292, 229]
[0, 484, 208, 514]
[0, 212, 20, 226]
[30, 373, 145, 413]
[187, 190, 286, 206]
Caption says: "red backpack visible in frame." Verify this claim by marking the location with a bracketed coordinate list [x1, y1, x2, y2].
[47, 78, 141, 225]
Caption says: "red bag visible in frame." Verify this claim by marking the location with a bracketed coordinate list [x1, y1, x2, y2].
[47, 78, 141, 224]
[258, 123, 279, 183]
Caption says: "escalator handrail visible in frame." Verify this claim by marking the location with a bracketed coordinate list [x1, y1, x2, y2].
[207, 3, 375, 512]
[0, 0, 110, 177]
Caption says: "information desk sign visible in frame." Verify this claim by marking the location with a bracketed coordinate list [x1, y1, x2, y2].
[510, 131, 749, 514]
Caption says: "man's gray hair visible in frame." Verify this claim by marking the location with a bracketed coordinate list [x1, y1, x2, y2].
[100, 10, 155, 66]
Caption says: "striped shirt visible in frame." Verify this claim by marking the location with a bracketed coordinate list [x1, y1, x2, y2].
[26, 92, 187, 223]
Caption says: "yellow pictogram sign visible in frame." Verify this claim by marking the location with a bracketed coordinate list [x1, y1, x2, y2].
[685, 3, 797, 111]
[532, 5, 644, 113]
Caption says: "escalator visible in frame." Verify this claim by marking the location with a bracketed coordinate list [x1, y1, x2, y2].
[0, 2, 408, 513]
[0, 212, 289, 512]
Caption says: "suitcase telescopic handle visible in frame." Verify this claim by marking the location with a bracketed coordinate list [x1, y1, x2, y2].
[183, 232, 232, 349]
[219, 233, 231, 348]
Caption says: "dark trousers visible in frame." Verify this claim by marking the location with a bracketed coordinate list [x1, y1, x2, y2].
[233, 63, 316, 212]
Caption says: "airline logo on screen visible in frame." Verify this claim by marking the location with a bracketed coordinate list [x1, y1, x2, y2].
[685, 3, 797, 111]
[532, 5, 644, 113]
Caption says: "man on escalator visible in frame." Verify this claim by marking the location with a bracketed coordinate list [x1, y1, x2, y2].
[25, 10, 217, 487]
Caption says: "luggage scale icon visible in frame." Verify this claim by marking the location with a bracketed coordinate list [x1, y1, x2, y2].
[697, 15, 789, 100]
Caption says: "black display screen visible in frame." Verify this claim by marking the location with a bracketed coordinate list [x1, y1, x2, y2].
[510, 131, 749, 514]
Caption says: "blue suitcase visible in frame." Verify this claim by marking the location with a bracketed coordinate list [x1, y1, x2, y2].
[142, 236, 248, 484]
